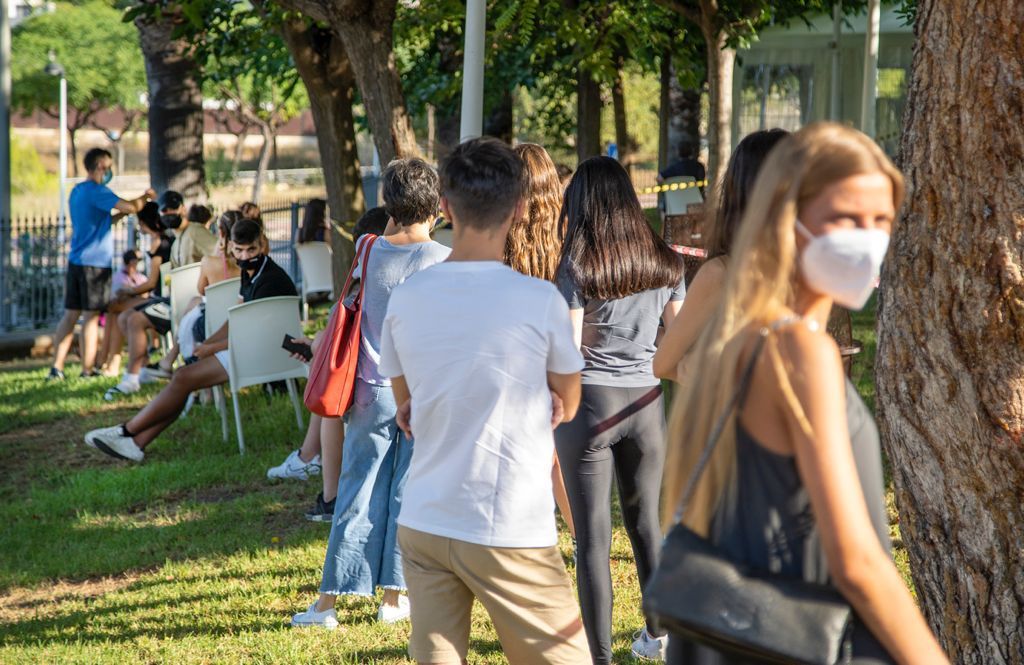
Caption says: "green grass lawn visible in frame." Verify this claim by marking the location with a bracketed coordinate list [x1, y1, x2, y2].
[0, 297, 909, 663]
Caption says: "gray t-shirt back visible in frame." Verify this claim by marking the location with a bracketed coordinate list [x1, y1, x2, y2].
[352, 236, 450, 385]
[557, 267, 685, 387]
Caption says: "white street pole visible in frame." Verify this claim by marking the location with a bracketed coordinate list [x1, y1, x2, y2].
[58, 75, 67, 234]
[1, 0, 12, 329]
[459, 0, 485, 143]
[860, 0, 880, 137]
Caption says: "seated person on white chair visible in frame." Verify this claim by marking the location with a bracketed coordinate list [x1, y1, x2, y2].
[85, 219, 297, 462]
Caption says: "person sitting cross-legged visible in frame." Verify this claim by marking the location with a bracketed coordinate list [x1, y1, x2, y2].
[84, 219, 297, 462]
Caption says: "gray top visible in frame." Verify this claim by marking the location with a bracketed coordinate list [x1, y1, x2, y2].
[557, 268, 685, 387]
[351, 236, 450, 385]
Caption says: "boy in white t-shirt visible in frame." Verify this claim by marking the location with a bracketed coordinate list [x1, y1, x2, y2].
[378, 138, 590, 665]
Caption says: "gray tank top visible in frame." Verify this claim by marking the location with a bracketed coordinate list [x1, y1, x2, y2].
[712, 379, 891, 583]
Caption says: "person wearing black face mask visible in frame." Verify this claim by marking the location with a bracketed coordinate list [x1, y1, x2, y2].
[86, 219, 297, 462]
[159, 190, 218, 268]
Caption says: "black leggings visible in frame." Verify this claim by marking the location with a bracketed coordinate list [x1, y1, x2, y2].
[555, 383, 667, 665]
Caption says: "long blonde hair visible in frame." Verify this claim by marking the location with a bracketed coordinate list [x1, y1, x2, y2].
[662, 123, 905, 534]
[505, 143, 563, 281]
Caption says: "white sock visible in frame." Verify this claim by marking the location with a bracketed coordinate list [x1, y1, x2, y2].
[121, 372, 139, 386]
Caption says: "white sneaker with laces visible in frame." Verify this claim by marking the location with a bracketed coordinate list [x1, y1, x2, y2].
[631, 627, 667, 661]
[290, 602, 338, 630]
[267, 450, 322, 481]
[376, 595, 410, 624]
[84, 425, 144, 463]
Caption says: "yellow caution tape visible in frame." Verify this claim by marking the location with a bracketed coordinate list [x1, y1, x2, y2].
[638, 180, 708, 195]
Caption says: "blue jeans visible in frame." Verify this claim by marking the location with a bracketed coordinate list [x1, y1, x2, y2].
[319, 379, 412, 595]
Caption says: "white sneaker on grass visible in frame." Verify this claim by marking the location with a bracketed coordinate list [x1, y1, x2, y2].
[84, 425, 144, 463]
[103, 380, 140, 402]
[377, 595, 410, 624]
[631, 628, 668, 661]
[267, 450, 322, 481]
[291, 602, 338, 630]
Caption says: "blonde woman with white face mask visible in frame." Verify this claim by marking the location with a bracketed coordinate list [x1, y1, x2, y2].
[661, 123, 947, 664]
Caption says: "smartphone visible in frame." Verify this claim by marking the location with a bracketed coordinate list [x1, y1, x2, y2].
[184, 355, 200, 366]
[282, 334, 313, 362]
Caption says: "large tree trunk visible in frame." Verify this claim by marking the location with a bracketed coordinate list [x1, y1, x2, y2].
[876, 1, 1024, 662]
[327, 1, 417, 163]
[277, 15, 364, 296]
[251, 122, 273, 204]
[135, 16, 206, 201]
[668, 59, 703, 170]
[611, 60, 633, 172]
[576, 67, 603, 163]
[659, 52, 671, 170]
[703, 27, 733, 187]
[483, 89, 514, 144]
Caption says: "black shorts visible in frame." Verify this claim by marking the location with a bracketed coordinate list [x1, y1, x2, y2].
[65, 263, 112, 312]
[133, 297, 172, 336]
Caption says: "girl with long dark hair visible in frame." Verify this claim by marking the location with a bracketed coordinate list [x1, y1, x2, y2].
[555, 156, 685, 663]
[653, 129, 789, 382]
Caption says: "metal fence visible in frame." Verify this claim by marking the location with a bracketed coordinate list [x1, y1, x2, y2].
[0, 195, 320, 333]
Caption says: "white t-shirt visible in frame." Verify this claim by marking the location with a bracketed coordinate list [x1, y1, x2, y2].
[378, 261, 584, 548]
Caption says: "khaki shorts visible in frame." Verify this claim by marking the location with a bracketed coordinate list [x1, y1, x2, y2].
[398, 526, 591, 665]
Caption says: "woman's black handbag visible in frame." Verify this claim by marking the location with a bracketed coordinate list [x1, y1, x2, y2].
[643, 327, 854, 665]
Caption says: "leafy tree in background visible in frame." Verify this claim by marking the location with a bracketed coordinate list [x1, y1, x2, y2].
[181, 1, 309, 202]
[11, 1, 146, 176]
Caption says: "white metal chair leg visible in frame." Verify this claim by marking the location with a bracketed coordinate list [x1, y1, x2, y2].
[180, 392, 196, 419]
[286, 378, 304, 430]
[231, 387, 246, 455]
[214, 385, 229, 442]
[302, 298, 309, 323]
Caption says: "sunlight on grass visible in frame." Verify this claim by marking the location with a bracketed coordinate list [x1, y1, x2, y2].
[0, 294, 913, 662]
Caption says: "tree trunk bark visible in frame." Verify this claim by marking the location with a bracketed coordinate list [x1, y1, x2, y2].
[659, 52, 671, 170]
[876, 1, 1024, 662]
[668, 59, 704, 171]
[277, 16, 364, 297]
[703, 27, 734, 188]
[231, 131, 246, 175]
[252, 123, 273, 204]
[483, 89, 514, 144]
[327, 1, 418, 163]
[576, 67, 603, 163]
[68, 126, 79, 178]
[135, 16, 206, 201]
[612, 62, 633, 172]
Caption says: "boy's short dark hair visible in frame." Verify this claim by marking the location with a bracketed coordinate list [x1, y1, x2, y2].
[84, 148, 112, 173]
[122, 249, 140, 265]
[353, 206, 390, 240]
[439, 138, 523, 230]
[188, 204, 212, 225]
[231, 218, 263, 246]
[381, 158, 440, 226]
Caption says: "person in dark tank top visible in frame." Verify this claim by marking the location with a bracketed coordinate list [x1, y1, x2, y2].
[661, 123, 947, 665]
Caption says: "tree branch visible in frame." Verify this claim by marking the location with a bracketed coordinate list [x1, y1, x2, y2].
[272, 0, 332, 26]
[653, 0, 701, 26]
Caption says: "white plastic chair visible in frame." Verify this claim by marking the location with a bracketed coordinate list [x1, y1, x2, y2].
[204, 277, 241, 441]
[663, 176, 704, 216]
[169, 263, 202, 338]
[225, 296, 308, 454]
[294, 241, 334, 321]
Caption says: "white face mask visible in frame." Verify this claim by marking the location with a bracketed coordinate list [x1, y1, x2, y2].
[796, 220, 890, 310]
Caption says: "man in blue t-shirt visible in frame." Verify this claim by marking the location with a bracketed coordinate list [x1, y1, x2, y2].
[48, 148, 156, 381]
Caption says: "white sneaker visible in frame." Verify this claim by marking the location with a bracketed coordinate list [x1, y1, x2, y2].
[290, 602, 338, 630]
[267, 450, 322, 481]
[376, 595, 410, 624]
[631, 628, 667, 661]
[103, 380, 140, 402]
[84, 425, 144, 463]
